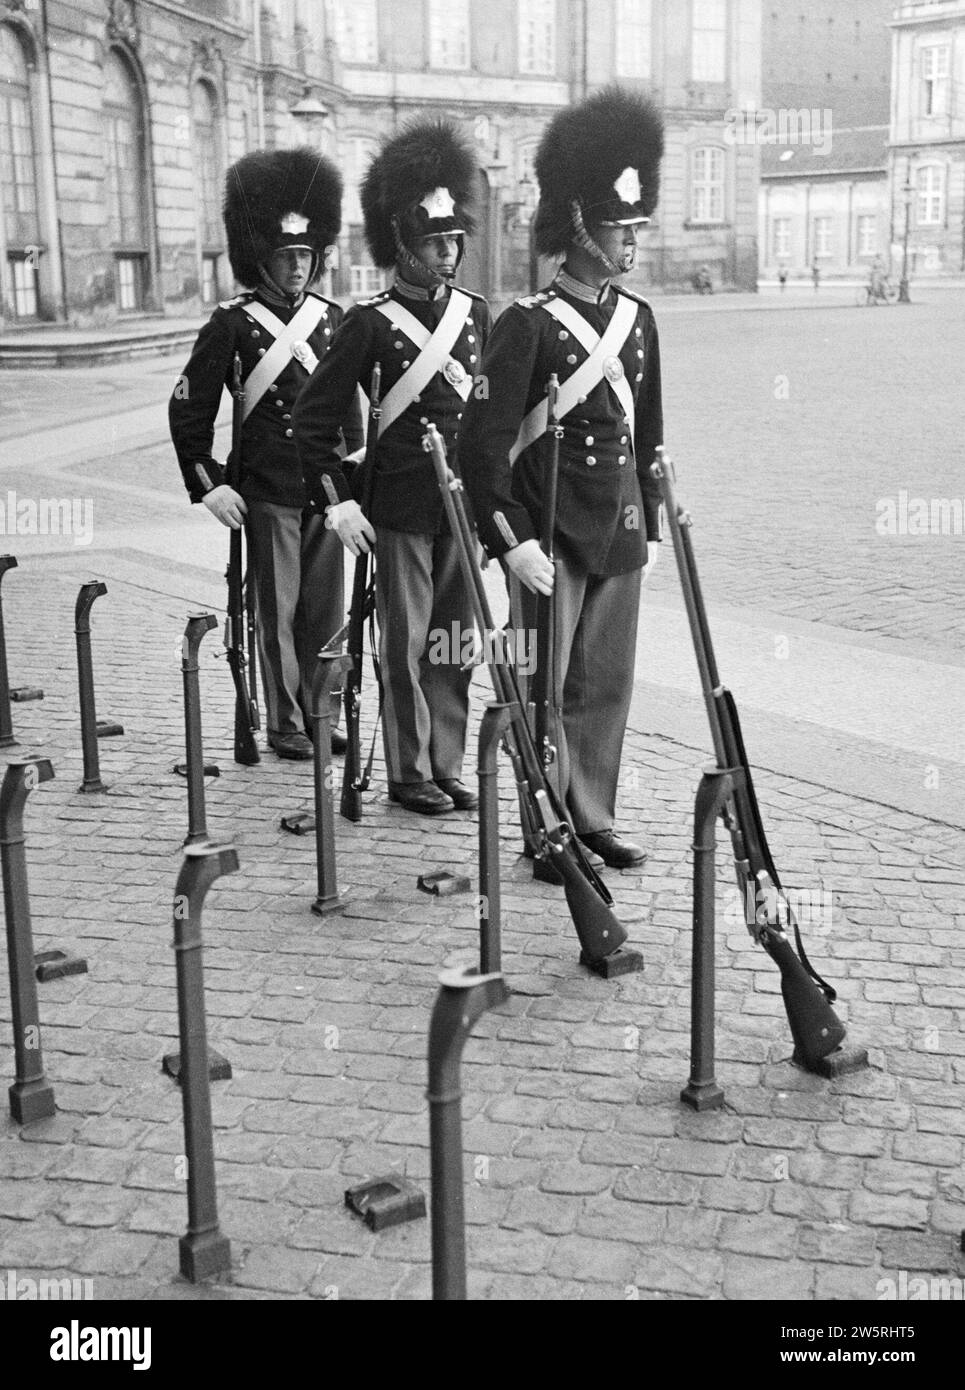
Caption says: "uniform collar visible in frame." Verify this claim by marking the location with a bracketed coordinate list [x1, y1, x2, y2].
[394, 275, 450, 303]
[554, 268, 614, 307]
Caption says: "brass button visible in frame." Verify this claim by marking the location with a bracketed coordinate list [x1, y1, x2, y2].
[394, 340, 404, 350]
[635, 327, 642, 336]
[618, 455, 627, 465]
[401, 359, 410, 368]
[457, 411, 463, 419]
[324, 327, 331, 335]
[420, 416, 429, 425]
[586, 455, 596, 466]
[257, 348, 266, 356]
[251, 329, 260, 338]
[637, 349, 644, 358]
[268, 383, 278, 391]
[276, 398, 284, 406]
[566, 354, 577, 364]
[283, 413, 291, 421]
[558, 330, 568, 340]
[577, 394, 587, 404]
[620, 435, 628, 444]
[635, 372, 643, 382]
[469, 354, 476, 363]
[585, 436, 594, 445]
[284, 428, 293, 437]
[467, 335, 475, 343]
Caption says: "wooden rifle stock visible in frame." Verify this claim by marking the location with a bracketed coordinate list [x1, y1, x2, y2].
[651, 448, 849, 1068]
[423, 424, 629, 966]
[339, 363, 381, 822]
[226, 352, 260, 765]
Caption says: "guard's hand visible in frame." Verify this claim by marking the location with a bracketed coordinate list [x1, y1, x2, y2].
[642, 540, 660, 582]
[202, 484, 247, 529]
[504, 538, 554, 596]
[326, 499, 376, 557]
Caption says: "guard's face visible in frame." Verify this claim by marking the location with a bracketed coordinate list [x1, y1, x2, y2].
[593, 221, 647, 275]
[267, 247, 314, 294]
[413, 234, 462, 280]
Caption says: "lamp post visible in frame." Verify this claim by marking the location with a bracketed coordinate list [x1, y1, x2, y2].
[898, 179, 913, 303]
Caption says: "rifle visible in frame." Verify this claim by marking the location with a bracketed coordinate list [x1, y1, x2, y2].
[225, 353, 260, 765]
[532, 374, 562, 792]
[339, 363, 382, 822]
[423, 424, 632, 967]
[651, 448, 851, 1069]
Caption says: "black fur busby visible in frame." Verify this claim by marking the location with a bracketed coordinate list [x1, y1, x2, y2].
[223, 147, 342, 288]
[533, 86, 664, 258]
[361, 120, 478, 269]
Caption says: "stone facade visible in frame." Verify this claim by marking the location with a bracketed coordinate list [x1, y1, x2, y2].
[0, 0, 762, 327]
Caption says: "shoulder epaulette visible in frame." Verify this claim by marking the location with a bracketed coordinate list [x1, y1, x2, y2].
[514, 289, 555, 310]
[457, 287, 488, 304]
[218, 292, 254, 310]
[354, 290, 393, 309]
[305, 290, 333, 311]
[615, 285, 652, 310]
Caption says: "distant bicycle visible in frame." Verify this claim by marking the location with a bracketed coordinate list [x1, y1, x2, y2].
[855, 278, 900, 306]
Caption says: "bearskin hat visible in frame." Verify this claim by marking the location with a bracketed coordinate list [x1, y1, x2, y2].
[533, 87, 664, 258]
[223, 147, 342, 288]
[361, 120, 478, 269]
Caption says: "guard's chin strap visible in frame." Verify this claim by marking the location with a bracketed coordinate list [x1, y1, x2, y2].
[569, 200, 621, 277]
[390, 215, 463, 288]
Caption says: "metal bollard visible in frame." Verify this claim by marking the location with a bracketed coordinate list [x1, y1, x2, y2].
[0, 556, 19, 748]
[427, 965, 509, 1300]
[179, 613, 218, 846]
[1, 759, 56, 1124]
[476, 702, 513, 974]
[171, 841, 237, 1283]
[75, 580, 123, 793]
[310, 651, 351, 917]
[680, 766, 731, 1113]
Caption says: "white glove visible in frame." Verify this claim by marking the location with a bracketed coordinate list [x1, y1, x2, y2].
[504, 538, 554, 596]
[326, 499, 376, 556]
[642, 540, 660, 582]
[202, 484, 247, 529]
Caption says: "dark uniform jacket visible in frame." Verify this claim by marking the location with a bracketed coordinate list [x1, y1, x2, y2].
[169, 289, 362, 509]
[293, 280, 492, 534]
[459, 275, 663, 576]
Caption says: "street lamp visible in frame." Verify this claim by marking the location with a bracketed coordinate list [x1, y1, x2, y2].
[898, 178, 913, 304]
[288, 86, 331, 152]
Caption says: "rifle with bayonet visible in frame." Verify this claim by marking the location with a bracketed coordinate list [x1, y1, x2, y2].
[532, 374, 563, 797]
[339, 362, 382, 822]
[651, 447, 855, 1070]
[423, 423, 633, 969]
[225, 353, 260, 765]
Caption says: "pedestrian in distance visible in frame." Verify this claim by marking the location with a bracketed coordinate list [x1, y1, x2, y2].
[812, 258, 821, 292]
[459, 86, 665, 870]
[777, 263, 788, 292]
[170, 149, 362, 761]
[294, 121, 492, 816]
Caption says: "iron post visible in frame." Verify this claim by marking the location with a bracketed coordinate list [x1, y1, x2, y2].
[310, 651, 351, 917]
[180, 613, 218, 846]
[477, 702, 512, 974]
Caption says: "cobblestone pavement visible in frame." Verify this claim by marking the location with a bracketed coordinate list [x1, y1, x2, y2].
[0, 562, 962, 1301]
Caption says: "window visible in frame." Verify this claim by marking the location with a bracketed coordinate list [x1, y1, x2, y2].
[616, 0, 651, 79]
[921, 46, 949, 117]
[104, 51, 148, 248]
[813, 216, 832, 257]
[692, 0, 727, 83]
[691, 147, 724, 221]
[331, 0, 377, 64]
[429, 0, 468, 68]
[519, 0, 555, 76]
[772, 217, 790, 259]
[916, 165, 944, 225]
[350, 263, 385, 298]
[115, 253, 144, 312]
[8, 254, 38, 318]
[856, 214, 876, 256]
[0, 25, 40, 251]
[192, 83, 222, 250]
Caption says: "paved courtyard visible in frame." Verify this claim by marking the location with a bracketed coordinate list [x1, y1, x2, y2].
[0, 289, 962, 1302]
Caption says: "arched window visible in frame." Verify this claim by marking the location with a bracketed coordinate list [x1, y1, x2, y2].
[192, 81, 223, 304]
[0, 25, 41, 317]
[104, 50, 149, 310]
[691, 146, 725, 222]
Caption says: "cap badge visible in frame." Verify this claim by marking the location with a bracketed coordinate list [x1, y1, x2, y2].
[613, 167, 641, 204]
[603, 355, 625, 384]
[280, 212, 310, 235]
[420, 187, 456, 219]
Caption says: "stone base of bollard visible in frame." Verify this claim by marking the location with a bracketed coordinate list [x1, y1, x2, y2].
[9, 1078, 56, 1125]
[580, 946, 644, 978]
[179, 1231, 232, 1284]
[162, 1050, 232, 1083]
[680, 1080, 726, 1112]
